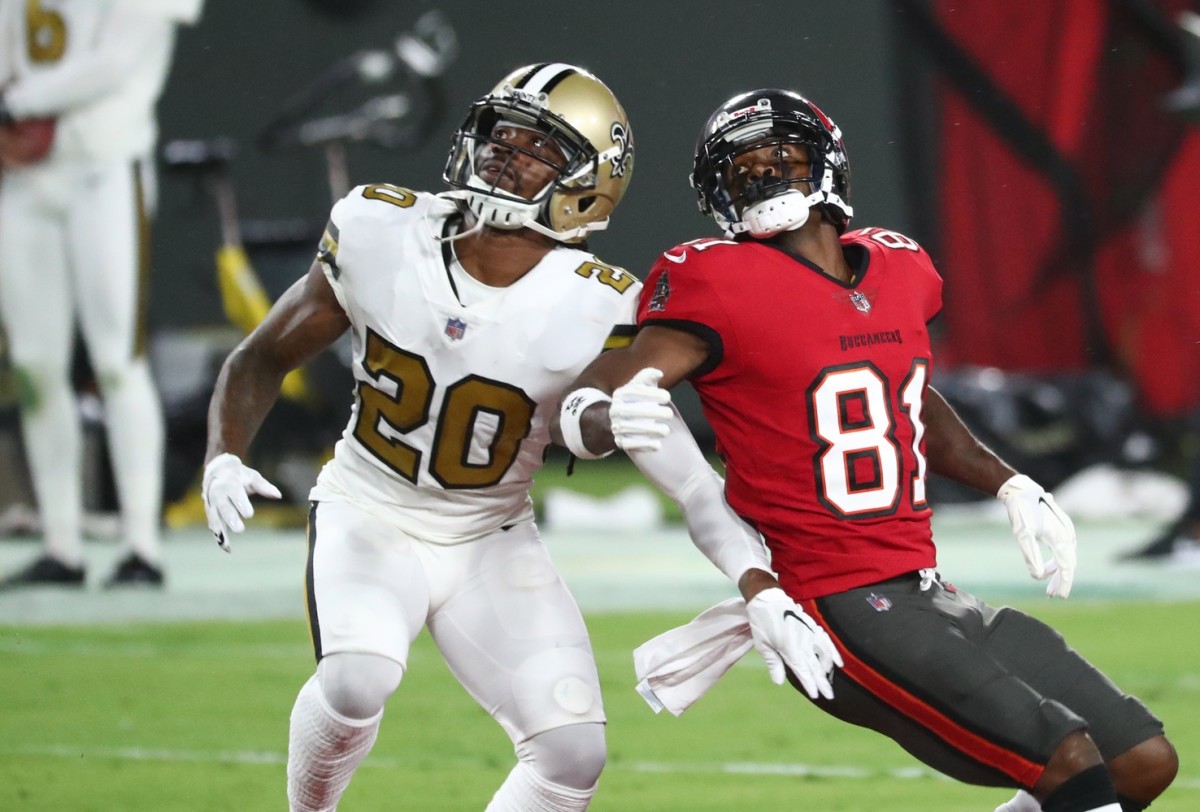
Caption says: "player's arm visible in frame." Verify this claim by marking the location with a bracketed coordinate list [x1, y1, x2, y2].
[2, 8, 171, 119]
[553, 324, 709, 457]
[922, 385, 1015, 493]
[202, 260, 349, 551]
[206, 259, 348, 461]
[559, 324, 842, 696]
[924, 385, 1077, 598]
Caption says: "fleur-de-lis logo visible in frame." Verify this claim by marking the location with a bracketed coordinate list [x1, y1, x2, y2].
[609, 122, 632, 178]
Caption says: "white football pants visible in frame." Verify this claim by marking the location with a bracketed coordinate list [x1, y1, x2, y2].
[0, 155, 164, 565]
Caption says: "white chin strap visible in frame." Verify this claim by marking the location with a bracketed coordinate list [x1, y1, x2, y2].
[453, 174, 607, 243]
[464, 174, 540, 230]
[737, 189, 821, 238]
[728, 161, 854, 239]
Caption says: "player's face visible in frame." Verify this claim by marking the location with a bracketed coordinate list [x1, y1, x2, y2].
[476, 123, 569, 200]
[726, 141, 812, 199]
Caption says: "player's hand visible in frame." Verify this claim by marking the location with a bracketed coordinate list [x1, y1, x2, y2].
[997, 474, 1077, 598]
[610, 367, 673, 452]
[202, 453, 282, 553]
[745, 587, 843, 699]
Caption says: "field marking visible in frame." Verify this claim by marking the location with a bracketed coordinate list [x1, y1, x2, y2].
[0, 638, 305, 659]
[3, 744, 1199, 791]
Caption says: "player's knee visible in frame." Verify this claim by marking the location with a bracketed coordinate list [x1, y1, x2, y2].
[1036, 729, 1105, 796]
[89, 353, 144, 394]
[316, 652, 404, 720]
[1109, 734, 1178, 801]
[517, 722, 607, 790]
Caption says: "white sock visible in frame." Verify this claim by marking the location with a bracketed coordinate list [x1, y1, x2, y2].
[19, 370, 83, 565]
[100, 358, 163, 562]
[287, 675, 381, 812]
[995, 790, 1125, 812]
[995, 789, 1041, 812]
[485, 762, 596, 812]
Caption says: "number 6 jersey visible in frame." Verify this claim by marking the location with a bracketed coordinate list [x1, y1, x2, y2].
[638, 228, 943, 599]
[310, 184, 640, 542]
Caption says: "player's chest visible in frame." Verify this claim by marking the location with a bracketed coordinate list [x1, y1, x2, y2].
[352, 271, 608, 403]
[723, 268, 931, 382]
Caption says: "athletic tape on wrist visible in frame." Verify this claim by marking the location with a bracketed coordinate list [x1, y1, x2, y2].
[560, 388, 613, 460]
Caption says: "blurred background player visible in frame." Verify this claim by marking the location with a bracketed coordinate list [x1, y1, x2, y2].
[203, 63, 645, 811]
[0, 0, 204, 589]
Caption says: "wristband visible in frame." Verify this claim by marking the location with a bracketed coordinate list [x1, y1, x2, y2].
[559, 388, 613, 459]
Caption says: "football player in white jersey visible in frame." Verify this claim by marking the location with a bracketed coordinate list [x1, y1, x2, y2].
[0, 0, 204, 589]
[203, 63, 645, 812]
[203, 61, 827, 811]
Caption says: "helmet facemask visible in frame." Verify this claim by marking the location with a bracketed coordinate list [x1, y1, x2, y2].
[446, 97, 595, 235]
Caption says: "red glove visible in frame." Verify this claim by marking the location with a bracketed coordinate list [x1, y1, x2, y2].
[0, 118, 57, 167]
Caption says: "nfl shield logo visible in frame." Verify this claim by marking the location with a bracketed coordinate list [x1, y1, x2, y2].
[866, 593, 892, 612]
[445, 317, 467, 341]
[849, 290, 871, 313]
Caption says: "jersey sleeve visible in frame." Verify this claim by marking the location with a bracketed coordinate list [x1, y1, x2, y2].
[315, 192, 362, 317]
[604, 277, 641, 350]
[316, 184, 424, 321]
[636, 245, 732, 378]
[914, 247, 944, 325]
[4, 8, 173, 118]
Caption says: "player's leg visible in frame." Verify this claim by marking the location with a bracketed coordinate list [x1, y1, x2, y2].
[981, 606, 1178, 811]
[287, 501, 429, 812]
[803, 574, 1121, 812]
[67, 158, 164, 583]
[0, 165, 85, 581]
[427, 522, 606, 810]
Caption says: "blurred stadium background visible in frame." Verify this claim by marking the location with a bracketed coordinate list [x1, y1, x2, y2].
[2, 1, 1199, 809]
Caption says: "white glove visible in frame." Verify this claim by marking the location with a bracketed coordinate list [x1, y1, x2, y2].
[202, 453, 282, 553]
[745, 587, 843, 699]
[610, 367, 673, 452]
[997, 474, 1077, 598]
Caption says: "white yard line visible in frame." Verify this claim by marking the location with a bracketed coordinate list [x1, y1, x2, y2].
[2, 744, 1199, 790]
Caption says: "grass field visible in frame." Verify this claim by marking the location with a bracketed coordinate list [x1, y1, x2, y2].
[1, 601, 1198, 811]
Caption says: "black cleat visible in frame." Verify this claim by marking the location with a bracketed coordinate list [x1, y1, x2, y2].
[102, 554, 165, 589]
[1120, 517, 1200, 562]
[0, 555, 86, 590]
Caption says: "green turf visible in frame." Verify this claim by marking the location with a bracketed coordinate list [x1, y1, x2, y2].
[1, 602, 1196, 811]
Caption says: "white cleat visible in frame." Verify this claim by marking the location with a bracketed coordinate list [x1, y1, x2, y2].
[994, 789, 1040, 812]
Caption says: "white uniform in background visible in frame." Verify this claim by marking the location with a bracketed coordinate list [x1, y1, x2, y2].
[307, 183, 639, 740]
[0, 0, 203, 583]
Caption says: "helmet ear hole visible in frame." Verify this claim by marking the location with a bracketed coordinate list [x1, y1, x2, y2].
[578, 196, 596, 213]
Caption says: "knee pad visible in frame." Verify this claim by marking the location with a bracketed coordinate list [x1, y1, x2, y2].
[508, 646, 604, 737]
[515, 722, 606, 791]
[317, 652, 404, 720]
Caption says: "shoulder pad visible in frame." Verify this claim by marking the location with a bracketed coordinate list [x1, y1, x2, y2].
[843, 227, 926, 254]
[659, 237, 741, 266]
[331, 183, 438, 228]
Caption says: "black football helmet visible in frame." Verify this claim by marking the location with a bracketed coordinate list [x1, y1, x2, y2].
[691, 89, 852, 238]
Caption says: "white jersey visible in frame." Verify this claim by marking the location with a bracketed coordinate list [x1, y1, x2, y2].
[310, 184, 641, 543]
[0, 0, 203, 162]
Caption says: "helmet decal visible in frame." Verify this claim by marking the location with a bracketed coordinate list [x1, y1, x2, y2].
[609, 122, 632, 178]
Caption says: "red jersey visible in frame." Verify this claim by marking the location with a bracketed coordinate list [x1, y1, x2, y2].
[637, 228, 943, 599]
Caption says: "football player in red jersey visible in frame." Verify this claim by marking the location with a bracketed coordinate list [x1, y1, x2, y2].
[555, 89, 1177, 812]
